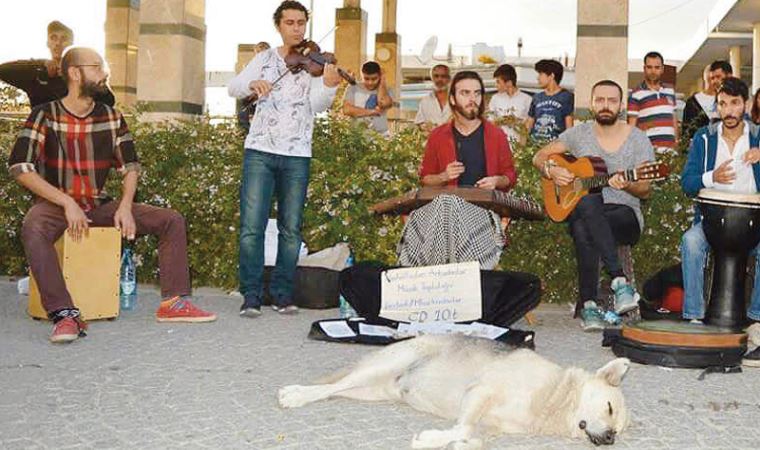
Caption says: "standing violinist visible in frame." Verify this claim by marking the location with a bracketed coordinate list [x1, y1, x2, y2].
[228, 0, 341, 317]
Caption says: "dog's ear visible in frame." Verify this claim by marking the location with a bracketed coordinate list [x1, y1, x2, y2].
[596, 358, 630, 386]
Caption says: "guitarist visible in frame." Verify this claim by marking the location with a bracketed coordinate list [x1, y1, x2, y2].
[533, 80, 655, 328]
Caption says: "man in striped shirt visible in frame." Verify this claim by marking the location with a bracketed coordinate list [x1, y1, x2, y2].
[627, 51, 678, 151]
[8, 48, 216, 344]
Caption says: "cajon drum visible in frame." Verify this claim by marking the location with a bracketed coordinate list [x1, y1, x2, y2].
[28, 227, 121, 321]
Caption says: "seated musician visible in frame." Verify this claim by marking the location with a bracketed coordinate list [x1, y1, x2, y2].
[532, 80, 655, 330]
[8, 48, 216, 344]
[680, 78, 760, 360]
[411, 70, 516, 269]
[341, 70, 539, 332]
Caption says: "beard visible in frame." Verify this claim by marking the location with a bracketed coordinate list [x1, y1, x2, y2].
[80, 78, 108, 98]
[454, 101, 480, 120]
[594, 109, 618, 126]
[722, 115, 742, 128]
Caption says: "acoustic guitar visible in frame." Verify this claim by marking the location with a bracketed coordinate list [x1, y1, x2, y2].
[541, 154, 669, 222]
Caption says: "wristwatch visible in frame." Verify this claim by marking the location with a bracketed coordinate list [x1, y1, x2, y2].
[542, 159, 556, 178]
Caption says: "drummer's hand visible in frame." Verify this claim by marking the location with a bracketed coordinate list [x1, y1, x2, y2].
[548, 166, 575, 186]
[248, 80, 272, 99]
[608, 173, 631, 190]
[712, 159, 736, 184]
[442, 161, 465, 182]
[475, 176, 499, 190]
[323, 64, 341, 88]
[742, 148, 760, 165]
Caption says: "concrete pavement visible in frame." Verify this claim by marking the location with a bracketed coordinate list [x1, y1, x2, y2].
[1, 278, 759, 449]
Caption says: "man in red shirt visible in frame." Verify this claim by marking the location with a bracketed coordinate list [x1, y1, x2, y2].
[420, 71, 516, 191]
[401, 71, 517, 268]
[8, 48, 216, 344]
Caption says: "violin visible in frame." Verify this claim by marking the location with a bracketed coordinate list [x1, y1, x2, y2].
[242, 39, 356, 112]
[286, 40, 356, 85]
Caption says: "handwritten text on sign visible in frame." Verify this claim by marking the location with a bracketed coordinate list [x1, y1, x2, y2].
[379, 261, 482, 323]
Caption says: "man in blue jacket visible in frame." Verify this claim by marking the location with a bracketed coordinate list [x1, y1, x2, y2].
[680, 77, 760, 366]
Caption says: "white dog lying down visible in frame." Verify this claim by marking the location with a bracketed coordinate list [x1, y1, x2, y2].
[279, 335, 630, 449]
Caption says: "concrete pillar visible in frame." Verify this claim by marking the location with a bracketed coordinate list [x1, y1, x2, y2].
[574, 0, 628, 117]
[137, 0, 206, 121]
[104, 0, 140, 107]
[375, 0, 401, 118]
[729, 45, 741, 79]
[753, 23, 760, 96]
[236, 44, 267, 74]
[334, 0, 367, 78]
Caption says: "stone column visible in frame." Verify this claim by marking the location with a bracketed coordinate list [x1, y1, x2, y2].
[334, 0, 367, 78]
[375, 0, 401, 119]
[104, 0, 140, 107]
[753, 23, 760, 95]
[574, 0, 628, 117]
[729, 45, 741, 79]
[236, 44, 266, 73]
[137, 0, 206, 121]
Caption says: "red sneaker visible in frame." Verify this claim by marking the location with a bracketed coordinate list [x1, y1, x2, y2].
[50, 317, 87, 343]
[155, 296, 217, 323]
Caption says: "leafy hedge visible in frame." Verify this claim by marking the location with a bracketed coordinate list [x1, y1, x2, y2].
[0, 105, 694, 303]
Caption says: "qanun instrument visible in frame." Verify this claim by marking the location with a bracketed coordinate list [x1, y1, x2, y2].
[370, 187, 545, 221]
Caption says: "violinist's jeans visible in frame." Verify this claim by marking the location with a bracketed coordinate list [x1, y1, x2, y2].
[238, 149, 310, 307]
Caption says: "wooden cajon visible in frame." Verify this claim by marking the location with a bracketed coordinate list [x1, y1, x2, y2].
[28, 227, 122, 321]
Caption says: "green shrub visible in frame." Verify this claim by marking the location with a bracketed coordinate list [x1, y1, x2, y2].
[0, 106, 694, 303]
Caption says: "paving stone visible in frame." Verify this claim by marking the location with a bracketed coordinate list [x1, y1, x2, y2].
[2, 278, 759, 449]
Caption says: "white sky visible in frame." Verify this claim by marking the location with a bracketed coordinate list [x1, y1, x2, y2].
[0, 0, 719, 69]
[0, 0, 720, 114]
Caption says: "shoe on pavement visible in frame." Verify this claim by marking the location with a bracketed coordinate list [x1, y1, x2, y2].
[271, 304, 299, 315]
[611, 277, 639, 315]
[50, 317, 87, 344]
[742, 346, 760, 367]
[239, 298, 262, 318]
[581, 301, 606, 332]
[156, 296, 217, 323]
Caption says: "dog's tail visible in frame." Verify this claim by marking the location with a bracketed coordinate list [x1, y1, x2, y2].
[314, 366, 352, 384]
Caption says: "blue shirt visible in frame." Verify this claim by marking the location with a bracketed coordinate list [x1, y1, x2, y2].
[528, 89, 574, 141]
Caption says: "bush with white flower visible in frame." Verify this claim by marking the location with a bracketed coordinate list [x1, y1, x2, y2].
[0, 90, 694, 302]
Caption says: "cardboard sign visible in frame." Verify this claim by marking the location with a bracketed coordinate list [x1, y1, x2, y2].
[379, 261, 482, 323]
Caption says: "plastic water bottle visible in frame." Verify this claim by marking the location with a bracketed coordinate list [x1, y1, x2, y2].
[119, 248, 137, 311]
[339, 253, 358, 318]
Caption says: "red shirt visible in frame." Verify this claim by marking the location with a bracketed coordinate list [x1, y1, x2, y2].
[419, 120, 517, 192]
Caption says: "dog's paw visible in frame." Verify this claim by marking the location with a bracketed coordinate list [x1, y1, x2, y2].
[412, 429, 456, 449]
[448, 438, 483, 450]
[278, 385, 312, 408]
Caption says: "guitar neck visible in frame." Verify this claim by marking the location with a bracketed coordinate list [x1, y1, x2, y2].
[581, 168, 636, 190]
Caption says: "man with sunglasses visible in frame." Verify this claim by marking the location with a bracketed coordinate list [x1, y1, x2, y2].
[8, 48, 216, 344]
[414, 64, 452, 131]
[0, 21, 114, 107]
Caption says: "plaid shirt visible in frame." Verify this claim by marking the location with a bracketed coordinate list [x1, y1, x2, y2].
[8, 101, 140, 210]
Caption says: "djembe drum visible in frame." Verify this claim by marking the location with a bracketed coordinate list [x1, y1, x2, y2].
[696, 189, 760, 329]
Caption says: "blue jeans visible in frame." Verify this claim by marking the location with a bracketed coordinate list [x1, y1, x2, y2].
[681, 222, 760, 320]
[239, 149, 310, 306]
